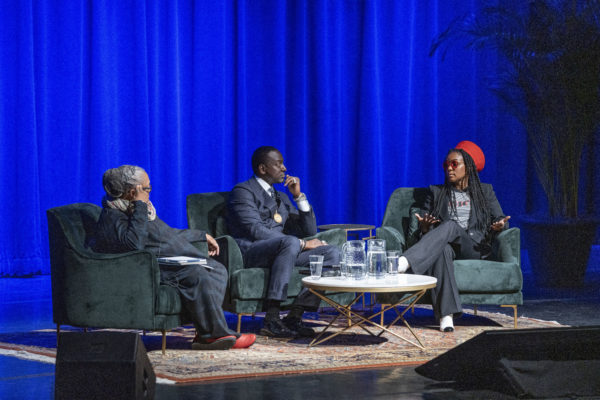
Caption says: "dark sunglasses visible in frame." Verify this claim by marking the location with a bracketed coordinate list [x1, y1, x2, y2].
[443, 160, 463, 170]
[142, 185, 152, 193]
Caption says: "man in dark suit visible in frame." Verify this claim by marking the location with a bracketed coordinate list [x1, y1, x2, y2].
[227, 146, 339, 337]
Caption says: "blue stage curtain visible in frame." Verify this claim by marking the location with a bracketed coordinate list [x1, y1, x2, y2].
[1, 1, 592, 276]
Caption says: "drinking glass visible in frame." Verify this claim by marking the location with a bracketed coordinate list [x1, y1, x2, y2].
[387, 251, 400, 274]
[309, 255, 324, 279]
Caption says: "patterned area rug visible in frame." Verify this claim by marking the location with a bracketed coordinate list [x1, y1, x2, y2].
[0, 306, 563, 384]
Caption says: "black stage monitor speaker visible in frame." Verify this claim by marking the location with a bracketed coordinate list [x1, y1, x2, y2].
[416, 326, 600, 398]
[55, 331, 156, 400]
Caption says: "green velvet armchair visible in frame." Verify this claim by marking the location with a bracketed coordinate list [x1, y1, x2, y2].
[375, 188, 522, 327]
[186, 192, 355, 332]
[47, 203, 186, 354]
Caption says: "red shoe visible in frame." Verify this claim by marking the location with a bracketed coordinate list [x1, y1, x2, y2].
[192, 335, 236, 350]
[233, 333, 256, 349]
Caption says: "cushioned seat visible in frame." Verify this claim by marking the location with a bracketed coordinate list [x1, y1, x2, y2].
[47, 203, 188, 354]
[187, 192, 356, 331]
[455, 260, 522, 293]
[376, 187, 522, 327]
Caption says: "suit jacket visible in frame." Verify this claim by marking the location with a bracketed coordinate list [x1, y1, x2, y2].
[422, 183, 506, 245]
[226, 177, 317, 254]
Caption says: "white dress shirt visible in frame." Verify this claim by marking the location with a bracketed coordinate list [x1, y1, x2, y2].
[255, 176, 310, 212]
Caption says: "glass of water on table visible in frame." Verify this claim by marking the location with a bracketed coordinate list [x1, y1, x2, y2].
[387, 251, 400, 274]
[309, 255, 324, 279]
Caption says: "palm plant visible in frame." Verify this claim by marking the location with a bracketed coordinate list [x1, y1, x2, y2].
[430, 0, 600, 218]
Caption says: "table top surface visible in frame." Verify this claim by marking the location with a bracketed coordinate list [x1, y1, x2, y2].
[302, 274, 437, 293]
[317, 224, 375, 231]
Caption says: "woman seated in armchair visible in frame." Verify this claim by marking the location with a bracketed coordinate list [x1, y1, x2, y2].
[397, 142, 510, 332]
[91, 165, 255, 350]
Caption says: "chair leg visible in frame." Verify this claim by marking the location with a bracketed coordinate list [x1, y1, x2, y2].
[236, 313, 254, 332]
[501, 305, 518, 328]
[161, 330, 167, 355]
[380, 304, 390, 325]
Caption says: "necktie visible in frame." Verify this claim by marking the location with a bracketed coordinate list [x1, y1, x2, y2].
[270, 187, 281, 208]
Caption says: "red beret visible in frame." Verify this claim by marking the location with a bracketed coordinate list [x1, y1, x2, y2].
[455, 140, 485, 172]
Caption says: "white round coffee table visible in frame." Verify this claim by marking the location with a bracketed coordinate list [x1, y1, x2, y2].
[302, 274, 437, 348]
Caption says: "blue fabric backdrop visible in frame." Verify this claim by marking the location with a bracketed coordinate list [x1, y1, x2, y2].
[1, 1, 596, 275]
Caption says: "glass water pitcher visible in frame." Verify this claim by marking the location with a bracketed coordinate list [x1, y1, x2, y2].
[341, 240, 367, 280]
[367, 239, 387, 279]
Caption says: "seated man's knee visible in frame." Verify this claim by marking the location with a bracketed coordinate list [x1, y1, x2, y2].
[279, 235, 302, 254]
[320, 245, 340, 264]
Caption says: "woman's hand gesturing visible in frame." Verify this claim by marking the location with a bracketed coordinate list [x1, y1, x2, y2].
[415, 213, 440, 234]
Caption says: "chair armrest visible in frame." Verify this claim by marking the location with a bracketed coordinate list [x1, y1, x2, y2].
[492, 227, 521, 265]
[376, 226, 406, 252]
[213, 235, 244, 275]
[56, 248, 162, 329]
[306, 228, 347, 247]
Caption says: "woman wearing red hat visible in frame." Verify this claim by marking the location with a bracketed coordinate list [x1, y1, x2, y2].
[396, 142, 510, 332]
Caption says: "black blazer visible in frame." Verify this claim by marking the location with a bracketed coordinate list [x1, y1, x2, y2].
[226, 177, 317, 254]
[92, 200, 207, 257]
[423, 183, 506, 245]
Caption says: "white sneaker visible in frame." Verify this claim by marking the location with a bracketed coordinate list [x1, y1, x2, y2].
[440, 315, 454, 332]
[398, 256, 410, 273]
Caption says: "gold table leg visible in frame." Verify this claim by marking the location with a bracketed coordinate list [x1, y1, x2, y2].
[307, 288, 427, 349]
[309, 293, 375, 346]
[378, 290, 427, 348]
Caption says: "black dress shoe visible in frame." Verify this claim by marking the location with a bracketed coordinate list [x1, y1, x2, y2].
[260, 318, 296, 338]
[282, 317, 315, 337]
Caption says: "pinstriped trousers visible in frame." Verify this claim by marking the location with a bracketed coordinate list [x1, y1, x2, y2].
[403, 220, 485, 319]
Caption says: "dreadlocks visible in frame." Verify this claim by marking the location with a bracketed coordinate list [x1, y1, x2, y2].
[432, 148, 491, 236]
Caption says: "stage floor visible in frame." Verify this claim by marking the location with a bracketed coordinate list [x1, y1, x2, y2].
[1, 247, 599, 400]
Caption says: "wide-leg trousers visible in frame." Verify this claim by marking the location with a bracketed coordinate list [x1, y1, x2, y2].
[403, 221, 485, 319]
[160, 259, 237, 339]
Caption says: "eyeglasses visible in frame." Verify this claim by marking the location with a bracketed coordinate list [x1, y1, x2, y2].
[443, 160, 463, 170]
[142, 185, 152, 193]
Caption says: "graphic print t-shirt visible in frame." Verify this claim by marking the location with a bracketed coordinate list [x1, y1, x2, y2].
[449, 190, 471, 230]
